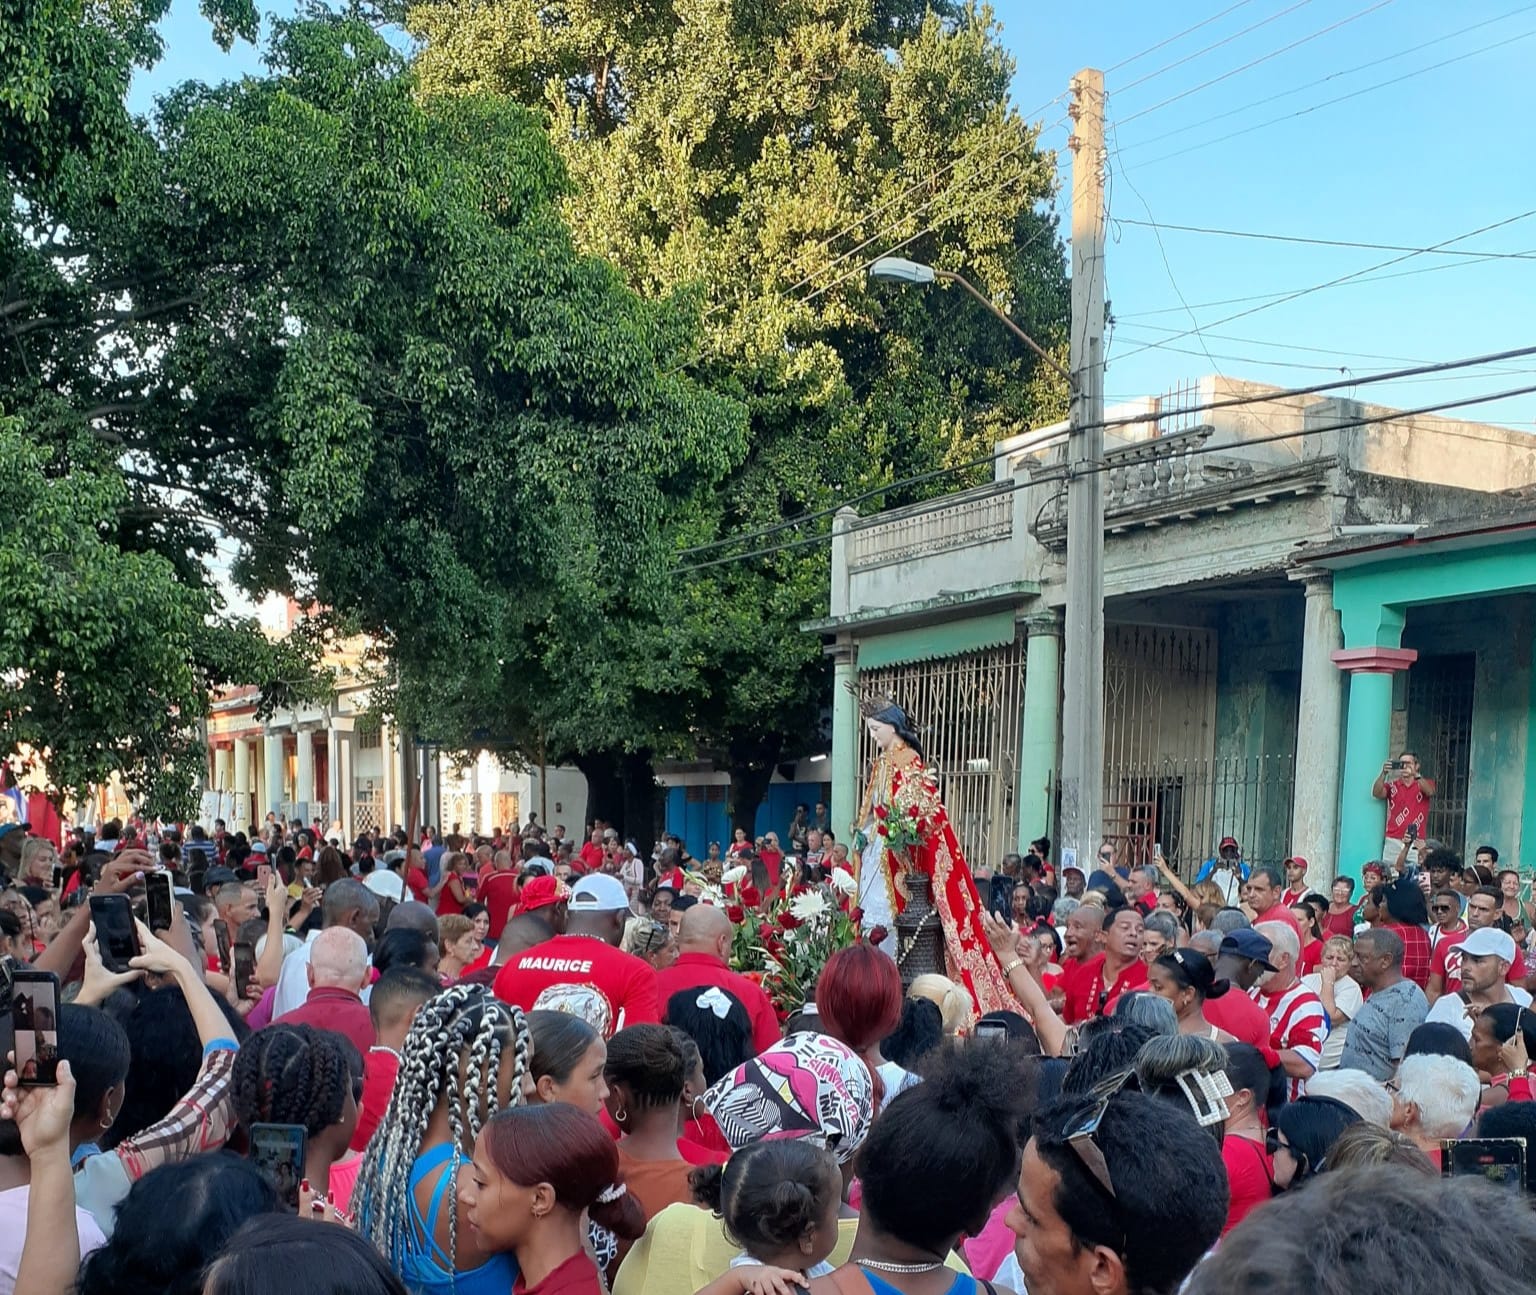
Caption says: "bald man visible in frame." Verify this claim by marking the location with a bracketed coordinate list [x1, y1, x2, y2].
[654, 903, 780, 1052]
[276, 925, 373, 1054]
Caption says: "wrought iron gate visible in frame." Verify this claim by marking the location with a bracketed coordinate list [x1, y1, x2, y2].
[1407, 653, 1475, 853]
[858, 638, 1027, 872]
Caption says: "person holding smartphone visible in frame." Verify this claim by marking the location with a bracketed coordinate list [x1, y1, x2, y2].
[1373, 750, 1436, 868]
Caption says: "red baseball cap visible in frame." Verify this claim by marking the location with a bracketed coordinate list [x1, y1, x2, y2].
[1284, 855, 1308, 871]
[515, 875, 569, 915]
[1218, 836, 1240, 852]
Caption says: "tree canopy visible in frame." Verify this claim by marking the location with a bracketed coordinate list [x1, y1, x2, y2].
[3, 0, 745, 816]
[404, 0, 1071, 823]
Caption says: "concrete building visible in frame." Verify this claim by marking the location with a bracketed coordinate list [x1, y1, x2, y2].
[807, 377, 1536, 878]
[203, 601, 586, 839]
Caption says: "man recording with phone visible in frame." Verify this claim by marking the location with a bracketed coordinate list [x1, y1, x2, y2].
[1372, 750, 1436, 869]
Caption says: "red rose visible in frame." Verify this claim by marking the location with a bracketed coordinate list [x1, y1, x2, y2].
[874, 805, 888, 820]
[869, 925, 888, 947]
[908, 804, 920, 819]
[740, 885, 761, 907]
[726, 904, 746, 924]
[778, 911, 802, 930]
[758, 922, 775, 943]
[876, 824, 888, 837]
[849, 906, 865, 925]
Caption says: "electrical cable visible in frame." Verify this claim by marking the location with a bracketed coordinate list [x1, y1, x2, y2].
[1106, 0, 1263, 73]
[1112, 209, 1536, 360]
[1112, 3, 1536, 158]
[676, 341, 1536, 560]
[670, 378, 1536, 575]
[1114, 0, 1394, 128]
[1112, 217, 1536, 262]
[1125, 23, 1536, 171]
[1115, 0, 1318, 96]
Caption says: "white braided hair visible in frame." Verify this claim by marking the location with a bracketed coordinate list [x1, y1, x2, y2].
[354, 984, 531, 1285]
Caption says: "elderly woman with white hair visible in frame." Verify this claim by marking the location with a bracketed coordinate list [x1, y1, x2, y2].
[1392, 1052, 1481, 1160]
[1304, 1068, 1394, 1127]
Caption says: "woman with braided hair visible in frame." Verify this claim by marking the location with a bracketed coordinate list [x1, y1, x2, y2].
[232, 1024, 361, 1205]
[352, 983, 534, 1295]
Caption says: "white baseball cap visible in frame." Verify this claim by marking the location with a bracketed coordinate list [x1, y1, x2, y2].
[1452, 927, 1518, 963]
[569, 873, 630, 913]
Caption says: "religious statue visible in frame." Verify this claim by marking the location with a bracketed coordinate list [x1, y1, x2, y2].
[852, 699, 1013, 1018]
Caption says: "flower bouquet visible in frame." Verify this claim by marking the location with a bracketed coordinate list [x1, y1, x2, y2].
[872, 799, 931, 873]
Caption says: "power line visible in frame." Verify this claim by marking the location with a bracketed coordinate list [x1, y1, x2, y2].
[1114, 0, 1395, 129]
[1124, 22, 1536, 171]
[1112, 3, 1536, 158]
[1112, 209, 1536, 361]
[676, 341, 1536, 561]
[671, 378, 1536, 575]
[1114, 322, 1536, 372]
[1112, 217, 1536, 261]
[1106, 0, 1263, 73]
[1115, 0, 1318, 96]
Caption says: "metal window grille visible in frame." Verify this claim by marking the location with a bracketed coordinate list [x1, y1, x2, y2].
[1406, 653, 1475, 854]
[857, 638, 1027, 871]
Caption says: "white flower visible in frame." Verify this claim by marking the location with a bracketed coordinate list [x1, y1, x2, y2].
[760, 954, 783, 975]
[829, 867, 857, 897]
[789, 889, 829, 922]
[721, 865, 749, 887]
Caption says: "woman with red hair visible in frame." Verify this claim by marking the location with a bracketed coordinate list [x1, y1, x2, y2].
[458, 1103, 645, 1295]
[814, 943, 912, 1109]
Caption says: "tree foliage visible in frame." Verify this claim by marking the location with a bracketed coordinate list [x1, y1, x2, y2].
[3, 1, 745, 815]
[405, 0, 1070, 818]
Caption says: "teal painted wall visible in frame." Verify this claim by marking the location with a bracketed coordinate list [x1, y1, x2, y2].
[1213, 595, 1304, 866]
[1402, 596, 1534, 859]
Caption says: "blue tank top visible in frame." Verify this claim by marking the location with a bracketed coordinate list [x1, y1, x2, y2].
[400, 1143, 518, 1295]
[860, 1270, 979, 1295]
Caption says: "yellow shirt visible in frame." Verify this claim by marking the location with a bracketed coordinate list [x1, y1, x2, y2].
[612, 1205, 969, 1295]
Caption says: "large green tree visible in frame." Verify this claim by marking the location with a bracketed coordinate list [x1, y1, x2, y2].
[403, 0, 1070, 828]
[3, 2, 744, 820]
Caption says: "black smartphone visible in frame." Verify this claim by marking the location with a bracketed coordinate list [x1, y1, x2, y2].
[89, 893, 141, 974]
[213, 918, 231, 973]
[1443, 1137, 1526, 1194]
[146, 870, 176, 933]
[974, 1019, 1010, 1043]
[50, 865, 62, 890]
[232, 942, 256, 1000]
[249, 1122, 307, 1210]
[10, 969, 60, 1086]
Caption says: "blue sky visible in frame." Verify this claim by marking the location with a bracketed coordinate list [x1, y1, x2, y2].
[133, 0, 1536, 432]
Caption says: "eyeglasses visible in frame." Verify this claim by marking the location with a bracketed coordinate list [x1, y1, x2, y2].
[1065, 1071, 1134, 1200]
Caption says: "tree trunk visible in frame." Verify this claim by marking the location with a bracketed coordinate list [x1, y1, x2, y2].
[619, 748, 658, 860]
[727, 732, 783, 838]
[573, 750, 621, 833]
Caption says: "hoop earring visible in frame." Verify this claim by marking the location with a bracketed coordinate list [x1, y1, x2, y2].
[614, 1107, 627, 1125]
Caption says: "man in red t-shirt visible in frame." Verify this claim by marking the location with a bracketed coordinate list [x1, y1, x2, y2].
[478, 851, 523, 941]
[1244, 863, 1303, 940]
[1281, 856, 1311, 908]
[655, 904, 780, 1053]
[1201, 930, 1282, 1067]
[579, 828, 606, 874]
[1373, 750, 1435, 865]
[494, 874, 659, 1037]
[350, 965, 438, 1151]
[1062, 907, 1148, 1024]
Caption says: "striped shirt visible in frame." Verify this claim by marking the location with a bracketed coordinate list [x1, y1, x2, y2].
[1252, 980, 1328, 1100]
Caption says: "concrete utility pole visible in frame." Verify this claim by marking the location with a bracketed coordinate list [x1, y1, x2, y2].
[1059, 67, 1107, 874]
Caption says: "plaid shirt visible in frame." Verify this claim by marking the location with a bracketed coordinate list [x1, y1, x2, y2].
[114, 1046, 238, 1182]
[1383, 922, 1433, 991]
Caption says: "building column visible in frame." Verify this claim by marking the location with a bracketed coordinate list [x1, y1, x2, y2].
[1018, 610, 1062, 850]
[326, 725, 340, 832]
[296, 727, 316, 817]
[829, 641, 859, 841]
[263, 730, 284, 819]
[213, 745, 233, 794]
[381, 718, 395, 831]
[231, 740, 250, 827]
[1290, 571, 1344, 876]
[337, 730, 353, 843]
[1332, 647, 1418, 881]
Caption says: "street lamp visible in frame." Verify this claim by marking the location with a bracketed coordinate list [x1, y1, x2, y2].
[868, 258, 1070, 381]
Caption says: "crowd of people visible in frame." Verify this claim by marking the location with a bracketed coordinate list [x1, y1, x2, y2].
[4, 790, 1536, 1295]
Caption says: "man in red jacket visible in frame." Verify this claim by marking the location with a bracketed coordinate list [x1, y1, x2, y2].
[656, 904, 779, 1053]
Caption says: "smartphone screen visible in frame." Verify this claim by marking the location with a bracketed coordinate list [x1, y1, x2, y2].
[974, 1020, 1010, 1043]
[89, 893, 141, 974]
[1443, 1138, 1527, 1194]
[233, 942, 256, 1000]
[249, 1123, 307, 1209]
[213, 918, 231, 973]
[256, 863, 272, 892]
[146, 871, 176, 933]
[11, 970, 60, 1086]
